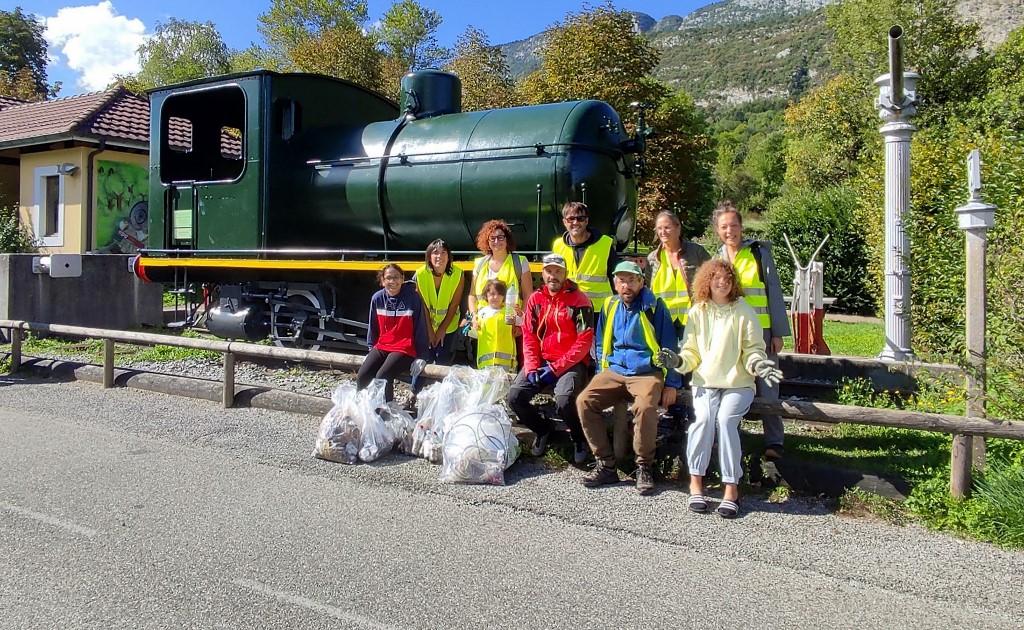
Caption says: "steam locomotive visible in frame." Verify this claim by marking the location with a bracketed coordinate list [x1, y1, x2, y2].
[132, 69, 643, 349]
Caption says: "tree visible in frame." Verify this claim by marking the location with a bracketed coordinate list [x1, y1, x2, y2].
[0, 7, 55, 100]
[826, 0, 989, 123]
[639, 91, 715, 241]
[981, 27, 1024, 132]
[376, 0, 449, 72]
[133, 19, 232, 90]
[289, 23, 391, 95]
[519, 3, 663, 116]
[444, 26, 521, 111]
[258, 0, 369, 59]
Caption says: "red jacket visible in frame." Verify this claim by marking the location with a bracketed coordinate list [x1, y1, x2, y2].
[522, 279, 595, 375]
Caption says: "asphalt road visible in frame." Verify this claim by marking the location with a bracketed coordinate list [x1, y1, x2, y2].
[1, 375, 1022, 629]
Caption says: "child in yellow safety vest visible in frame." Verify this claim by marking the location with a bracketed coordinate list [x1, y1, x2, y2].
[470, 279, 520, 373]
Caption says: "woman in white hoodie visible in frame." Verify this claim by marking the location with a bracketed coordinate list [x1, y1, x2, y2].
[657, 259, 782, 518]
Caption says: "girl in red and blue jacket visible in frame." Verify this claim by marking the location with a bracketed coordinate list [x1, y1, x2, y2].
[356, 264, 430, 402]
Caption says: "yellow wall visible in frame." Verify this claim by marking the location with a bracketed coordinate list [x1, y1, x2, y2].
[17, 148, 149, 254]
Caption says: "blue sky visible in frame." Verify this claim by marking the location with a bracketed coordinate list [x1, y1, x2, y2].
[14, 0, 709, 96]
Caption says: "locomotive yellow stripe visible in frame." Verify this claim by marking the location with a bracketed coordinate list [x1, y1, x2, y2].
[138, 257, 546, 273]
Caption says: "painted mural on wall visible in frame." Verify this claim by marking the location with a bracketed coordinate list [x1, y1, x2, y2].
[95, 159, 149, 254]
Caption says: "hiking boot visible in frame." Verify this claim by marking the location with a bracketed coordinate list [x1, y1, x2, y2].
[581, 462, 619, 487]
[635, 464, 655, 495]
[573, 440, 590, 465]
[764, 445, 784, 460]
[530, 432, 550, 457]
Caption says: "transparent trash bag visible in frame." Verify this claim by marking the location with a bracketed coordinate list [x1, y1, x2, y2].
[379, 402, 416, 455]
[313, 379, 397, 464]
[439, 403, 520, 485]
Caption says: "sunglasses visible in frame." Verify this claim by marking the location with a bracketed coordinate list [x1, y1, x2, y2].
[564, 215, 588, 223]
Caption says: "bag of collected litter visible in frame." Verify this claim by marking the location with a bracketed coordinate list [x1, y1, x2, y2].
[411, 381, 456, 463]
[313, 379, 397, 464]
[439, 403, 521, 485]
[379, 402, 416, 455]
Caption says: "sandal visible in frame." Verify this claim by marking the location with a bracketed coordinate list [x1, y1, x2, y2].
[717, 499, 739, 519]
[688, 493, 708, 513]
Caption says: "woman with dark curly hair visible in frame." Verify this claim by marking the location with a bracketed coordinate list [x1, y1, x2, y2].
[656, 259, 782, 519]
[466, 219, 533, 325]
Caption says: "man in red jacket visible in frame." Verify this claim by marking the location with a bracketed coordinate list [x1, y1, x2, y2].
[506, 253, 595, 464]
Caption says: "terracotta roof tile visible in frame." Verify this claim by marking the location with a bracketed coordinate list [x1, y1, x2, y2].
[0, 86, 151, 148]
[0, 95, 27, 110]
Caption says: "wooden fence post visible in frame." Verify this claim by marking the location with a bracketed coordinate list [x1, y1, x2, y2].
[223, 351, 235, 408]
[102, 339, 115, 388]
[10, 328, 21, 371]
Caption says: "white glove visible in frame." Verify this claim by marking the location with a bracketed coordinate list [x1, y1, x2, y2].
[655, 348, 682, 370]
[410, 359, 427, 379]
[752, 358, 782, 387]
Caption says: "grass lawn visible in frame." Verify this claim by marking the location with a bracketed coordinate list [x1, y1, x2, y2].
[785, 319, 885, 357]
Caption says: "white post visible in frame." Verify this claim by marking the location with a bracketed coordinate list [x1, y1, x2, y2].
[874, 28, 919, 362]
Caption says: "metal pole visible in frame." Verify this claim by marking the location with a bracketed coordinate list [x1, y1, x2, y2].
[874, 26, 919, 362]
[10, 327, 21, 372]
[103, 339, 115, 388]
[223, 351, 235, 408]
[951, 150, 997, 497]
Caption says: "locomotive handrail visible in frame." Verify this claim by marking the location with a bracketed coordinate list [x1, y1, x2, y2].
[307, 141, 623, 170]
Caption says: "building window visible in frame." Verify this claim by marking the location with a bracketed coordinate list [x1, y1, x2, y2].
[33, 166, 65, 247]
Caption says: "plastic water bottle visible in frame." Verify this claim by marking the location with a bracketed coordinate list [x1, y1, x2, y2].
[505, 284, 518, 324]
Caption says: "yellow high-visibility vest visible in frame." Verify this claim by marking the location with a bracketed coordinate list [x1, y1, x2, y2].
[552, 235, 613, 312]
[472, 254, 526, 306]
[599, 297, 665, 378]
[650, 248, 691, 327]
[476, 313, 516, 372]
[414, 265, 463, 335]
[732, 247, 770, 329]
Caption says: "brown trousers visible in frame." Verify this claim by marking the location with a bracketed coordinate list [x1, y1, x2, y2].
[576, 370, 665, 466]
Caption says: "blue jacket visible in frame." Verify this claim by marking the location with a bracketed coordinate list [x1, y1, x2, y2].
[595, 287, 682, 389]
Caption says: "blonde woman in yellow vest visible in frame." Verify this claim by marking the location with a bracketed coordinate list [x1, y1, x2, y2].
[413, 239, 465, 391]
[551, 201, 617, 313]
[646, 210, 711, 340]
[713, 201, 792, 459]
[472, 279, 517, 372]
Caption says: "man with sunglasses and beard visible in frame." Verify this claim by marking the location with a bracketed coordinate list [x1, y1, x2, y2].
[551, 201, 620, 315]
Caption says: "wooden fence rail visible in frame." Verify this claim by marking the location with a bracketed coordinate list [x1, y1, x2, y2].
[3, 320, 1023, 492]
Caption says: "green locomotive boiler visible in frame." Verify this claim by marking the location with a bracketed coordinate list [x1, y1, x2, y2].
[133, 69, 643, 349]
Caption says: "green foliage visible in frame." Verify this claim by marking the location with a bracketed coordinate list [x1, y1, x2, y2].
[904, 475, 1000, 539]
[839, 487, 909, 525]
[975, 460, 1024, 548]
[826, 0, 989, 124]
[375, 0, 449, 72]
[288, 22, 394, 95]
[980, 27, 1024, 133]
[0, 205, 36, 253]
[763, 184, 875, 314]
[444, 26, 522, 111]
[519, 3, 664, 116]
[133, 19, 232, 90]
[0, 7, 55, 99]
[258, 0, 369, 53]
[782, 74, 878, 189]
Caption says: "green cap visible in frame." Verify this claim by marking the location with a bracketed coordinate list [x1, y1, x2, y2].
[613, 260, 644, 277]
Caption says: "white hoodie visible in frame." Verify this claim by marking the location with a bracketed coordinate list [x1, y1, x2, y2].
[677, 298, 768, 390]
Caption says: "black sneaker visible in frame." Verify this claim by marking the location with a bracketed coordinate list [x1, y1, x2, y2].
[635, 464, 655, 495]
[530, 432, 550, 457]
[582, 462, 619, 487]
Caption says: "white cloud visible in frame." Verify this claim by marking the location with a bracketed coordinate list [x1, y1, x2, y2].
[43, 2, 149, 92]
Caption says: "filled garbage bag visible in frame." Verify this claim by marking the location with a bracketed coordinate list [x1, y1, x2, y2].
[439, 403, 520, 485]
[313, 380, 397, 464]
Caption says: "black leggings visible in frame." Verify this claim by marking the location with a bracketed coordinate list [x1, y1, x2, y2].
[356, 347, 415, 402]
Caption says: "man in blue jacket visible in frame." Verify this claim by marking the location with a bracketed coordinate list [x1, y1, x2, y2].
[576, 261, 681, 495]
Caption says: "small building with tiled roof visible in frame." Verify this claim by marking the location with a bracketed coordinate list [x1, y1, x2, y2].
[0, 85, 152, 254]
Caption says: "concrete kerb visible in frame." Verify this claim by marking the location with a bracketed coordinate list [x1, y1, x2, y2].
[10, 356, 913, 500]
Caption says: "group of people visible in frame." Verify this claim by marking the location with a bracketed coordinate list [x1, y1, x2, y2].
[355, 200, 791, 518]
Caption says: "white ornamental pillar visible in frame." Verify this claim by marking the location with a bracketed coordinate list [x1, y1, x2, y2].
[874, 25, 919, 362]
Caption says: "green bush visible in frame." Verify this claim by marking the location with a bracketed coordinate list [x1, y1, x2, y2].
[763, 184, 875, 314]
[0, 205, 36, 253]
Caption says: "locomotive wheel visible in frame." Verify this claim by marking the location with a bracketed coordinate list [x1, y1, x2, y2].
[271, 290, 327, 350]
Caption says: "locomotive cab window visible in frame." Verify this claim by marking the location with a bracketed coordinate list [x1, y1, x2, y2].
[160, 85, 246, 184]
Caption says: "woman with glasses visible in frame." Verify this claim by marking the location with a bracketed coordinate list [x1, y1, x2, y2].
[357, 263, 430, 403]
[412, 239, 465, 390]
